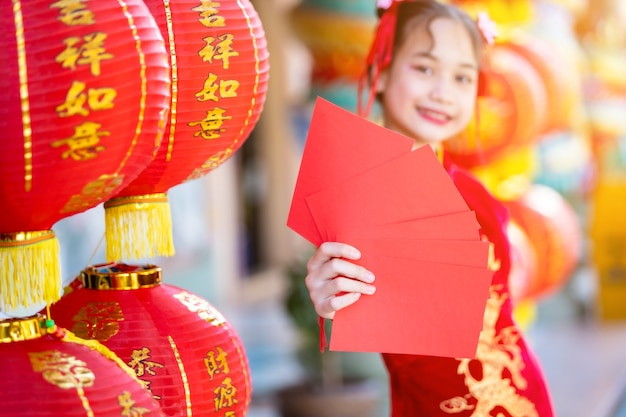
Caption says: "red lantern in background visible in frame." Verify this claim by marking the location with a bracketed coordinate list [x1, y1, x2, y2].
[1, 315, 164, 416]
[0, 1, 170, 312]
[502, 184, 581, 300]
[444, 45, 547, 169]
[104, 0, 270, 262]
[501, 36, 580, 134]
[507, 221, 538, 304]
[50, 264, 252, 417]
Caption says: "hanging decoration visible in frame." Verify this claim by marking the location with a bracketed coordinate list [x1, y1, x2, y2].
[501, 184, 582, 300]
[0, 0, 170, 313]
[1, 315, 164, 416]
[103, 0, 270, 262]
[444, 45, 548, 169]
[50, 263, 252, 416]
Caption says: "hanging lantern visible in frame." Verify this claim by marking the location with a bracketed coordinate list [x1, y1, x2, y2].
[443, 46, 547, 169]
[1, 315, 164, 416]
[103, 0, 270, 262]
[502, 184, 581, 300]
[501, 36, 581, 134]
[0, 1, 170, 312]
[50, 263, 252, 416]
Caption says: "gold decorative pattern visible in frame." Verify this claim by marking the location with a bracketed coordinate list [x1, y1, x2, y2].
[440, 284, 538, 416]
[29, 350, 96, 417]
[0, 315, 45, 343]
[162, 0, 178, 162]
[71, 301, 124, 341]
[80, 264, 162, 290]
[168, 335, 193, 416]
[12, 0, 33, 192]
[113, 0, 150, 175]
[173, 291, 226, 326]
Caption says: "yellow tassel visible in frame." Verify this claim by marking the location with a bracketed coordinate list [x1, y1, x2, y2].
[104, 193, 175, 262]
[0, 231, 61, 311]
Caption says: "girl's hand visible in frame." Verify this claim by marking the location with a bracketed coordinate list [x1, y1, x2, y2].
[305, 242, 376, 320]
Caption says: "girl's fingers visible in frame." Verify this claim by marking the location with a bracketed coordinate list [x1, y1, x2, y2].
[307, 242, 361, 272]
[305, 241, 377, 319]
[318, 292, 362, 320]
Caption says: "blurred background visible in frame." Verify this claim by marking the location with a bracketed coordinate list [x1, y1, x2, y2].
[52, 0, 626, 416]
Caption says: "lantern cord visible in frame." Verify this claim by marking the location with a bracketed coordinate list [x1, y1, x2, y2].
[104, 193, 175, 261]
[86, 232, 106, 267]
[0, 231, 61, 310]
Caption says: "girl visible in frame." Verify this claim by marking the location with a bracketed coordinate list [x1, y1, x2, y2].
[303, 1, 555, 415]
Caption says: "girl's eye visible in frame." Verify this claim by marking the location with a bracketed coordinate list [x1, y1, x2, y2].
[456, 74, 474, 84]
[413, 65, 432, 75]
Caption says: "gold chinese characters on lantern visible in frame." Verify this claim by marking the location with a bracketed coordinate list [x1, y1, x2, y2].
[103, 0, 269, 262]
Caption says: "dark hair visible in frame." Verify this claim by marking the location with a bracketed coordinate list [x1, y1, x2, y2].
[385, 1, 484, 66]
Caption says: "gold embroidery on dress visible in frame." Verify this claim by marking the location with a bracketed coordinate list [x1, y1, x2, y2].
[440, 284, 538, 416]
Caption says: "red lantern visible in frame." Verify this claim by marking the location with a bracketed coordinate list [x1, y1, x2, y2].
[50, 264, 252, 417]
[444, 45, 547, 169]
[1, 315, 164, 416]
[501, 36, 580, 134]
[502, 184, 581, 300]
[0, 1, 170, 311]
[506, 221, 538, 304]
[104, 0, 270, 262]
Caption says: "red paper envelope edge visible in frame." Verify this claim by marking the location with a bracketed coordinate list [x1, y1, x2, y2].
[306, 146, 470, 242]
[336, 235, 490, 268]
[329, 254, 493, 358]
[350, 211, 481, 241]
[287, 97, 413, 245]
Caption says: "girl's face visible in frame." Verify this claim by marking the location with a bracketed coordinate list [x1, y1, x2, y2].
[378, 17, 479, 149]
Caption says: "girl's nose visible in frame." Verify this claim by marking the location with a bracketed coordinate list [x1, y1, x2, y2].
[429, 77, 453, 103]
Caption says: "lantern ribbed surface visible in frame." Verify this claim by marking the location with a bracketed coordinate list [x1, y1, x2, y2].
[104, 0, 270, 262]
[0, 0, 170, 231]
[1, 315, 164, 417]
[50, 264, 252, 417]
[0, 0, 170, 311]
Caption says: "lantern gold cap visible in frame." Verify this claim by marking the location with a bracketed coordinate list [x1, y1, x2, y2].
[80, 263, 162, 290]
[0, 315, 47, 344]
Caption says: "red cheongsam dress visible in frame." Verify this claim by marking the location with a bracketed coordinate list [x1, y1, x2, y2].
[381, 157, 555, 416]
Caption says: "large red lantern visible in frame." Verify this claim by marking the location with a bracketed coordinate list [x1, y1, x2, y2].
[50, 263, 252, 417]
[104, 0, 270, 262]
[502, 184, 581, 300]
[1, 315, 164, 416]
[0, 1, 170, 312]
[444, 45, 547, 169]
[501, 36, 580, 134]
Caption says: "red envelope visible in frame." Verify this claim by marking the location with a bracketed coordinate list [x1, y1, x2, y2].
[352, 211, 481, 241]
[287, 97, 413, 245]
[336, 235, 490, 268]
[306, 146, 469, 242]
[329, 253, 493, 358]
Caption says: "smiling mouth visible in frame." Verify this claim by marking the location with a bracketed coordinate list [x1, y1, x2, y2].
[418, 107, 451, 125]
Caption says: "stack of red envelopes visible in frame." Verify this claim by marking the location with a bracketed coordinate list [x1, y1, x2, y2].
[287, 97, 493, 359]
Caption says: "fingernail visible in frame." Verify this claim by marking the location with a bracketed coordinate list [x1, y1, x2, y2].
[365, 271, 375, 282]
[366, 285, 376, 295]
[350, 249, 361, 259]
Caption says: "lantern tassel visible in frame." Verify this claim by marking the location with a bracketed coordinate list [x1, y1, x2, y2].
[0, 231, 61, 311]
[104, 193, 175, 261]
